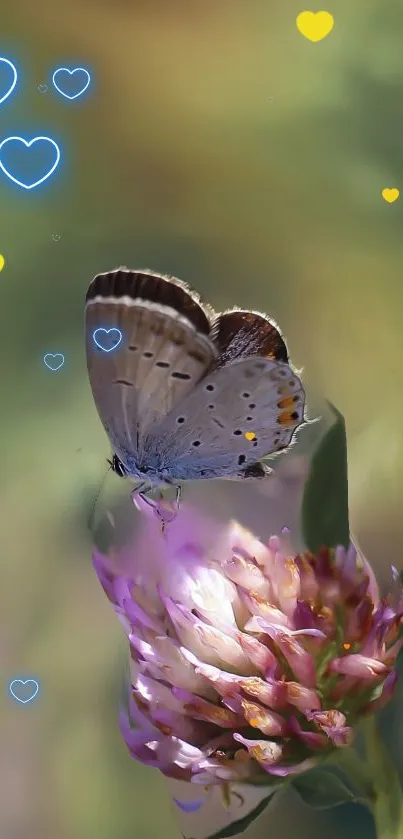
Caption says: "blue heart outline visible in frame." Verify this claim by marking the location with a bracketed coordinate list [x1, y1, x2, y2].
[93, 327, 122, 352]
[9, 678, 39, 704]
[0, 57, 18, 105]
[0, 135, 61, 190]
[52, 67, 91, 100]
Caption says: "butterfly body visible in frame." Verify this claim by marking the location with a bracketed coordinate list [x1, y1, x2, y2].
[85, 268, 306, 489]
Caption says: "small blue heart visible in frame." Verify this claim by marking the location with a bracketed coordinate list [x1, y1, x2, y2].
[93, 328, 122, 352]
[9, 678, 39, 704]
[0, 135, 61, 190]
[0, 57, 18, 106]
[43, 352, 65, 371]
[52, 67, 91, 100]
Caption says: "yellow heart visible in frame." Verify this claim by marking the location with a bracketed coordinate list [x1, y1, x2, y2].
[296, 10, 334, 42]
[381, 188, 399, 203]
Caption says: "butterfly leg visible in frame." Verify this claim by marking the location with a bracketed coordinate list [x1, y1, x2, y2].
[130, 482, 149, 508]
[132, 483, 181, 534]
[172, 483, 181, 511]
[137, 490, 158, 510]
[157, 484, 181, 534]
[159, 481, 181, 517]
[132, 486, 169, 535]
[155, 485, 181, 528]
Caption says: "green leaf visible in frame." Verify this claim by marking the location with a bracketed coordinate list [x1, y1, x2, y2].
[183, 790, 277, 839]
[325, 748, 374, 804]
[291, 767, 362, 811]
[301, 401, 349, 552]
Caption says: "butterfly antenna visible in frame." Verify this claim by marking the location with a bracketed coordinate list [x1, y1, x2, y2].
[87, 464, 112, 533]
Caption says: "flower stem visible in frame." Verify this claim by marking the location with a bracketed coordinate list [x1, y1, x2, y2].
[361, 717, 403, 839]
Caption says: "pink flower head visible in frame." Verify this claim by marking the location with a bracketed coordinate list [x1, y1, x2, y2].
[93, 499, 401, 787]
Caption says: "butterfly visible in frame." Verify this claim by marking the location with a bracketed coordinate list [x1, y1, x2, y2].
[85, 267, 306, 508]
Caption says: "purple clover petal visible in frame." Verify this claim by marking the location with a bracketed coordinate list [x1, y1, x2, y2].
[288, 715, 327, 749]
[245, 619, 317, 687]
[308, 710, 353, 747]
[173, 796, 207, 813]
[329, 654, 389, 679]
[285, 681, 321, 714]
[262, 758, 317, 777]
[363, 671, 399, 714]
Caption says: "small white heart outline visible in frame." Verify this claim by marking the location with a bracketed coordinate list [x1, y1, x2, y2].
[43, 353, 65, 371]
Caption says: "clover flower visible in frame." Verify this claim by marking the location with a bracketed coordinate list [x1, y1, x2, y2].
[93, 498, 402, 790]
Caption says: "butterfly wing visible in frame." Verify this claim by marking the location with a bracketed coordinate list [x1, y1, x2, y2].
[210, 309, 289, 366]
[141, 356, 306, 481]
[85, 268, 218, 472]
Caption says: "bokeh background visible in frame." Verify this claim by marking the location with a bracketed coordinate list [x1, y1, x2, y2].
[1, 1, 403, 838]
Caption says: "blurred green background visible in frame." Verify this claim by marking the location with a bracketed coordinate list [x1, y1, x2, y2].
[1, 1, 403, 838]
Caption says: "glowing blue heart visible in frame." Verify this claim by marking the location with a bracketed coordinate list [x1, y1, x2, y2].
[9, 678, 39, 704]
[0, 57, 18, 105]
[52, 66, 91, 100]
[93, 328, 122, 352]
[44, 352, 65, 371]
[0, 136, 61, 190]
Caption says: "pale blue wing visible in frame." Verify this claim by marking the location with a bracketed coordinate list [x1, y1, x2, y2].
[139, 357, 305, 480]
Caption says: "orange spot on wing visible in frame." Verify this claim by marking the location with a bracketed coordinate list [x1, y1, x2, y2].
[278, 411, 299, 426]
[278, 396, 297, 409]
[244, 431, 257, 441]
